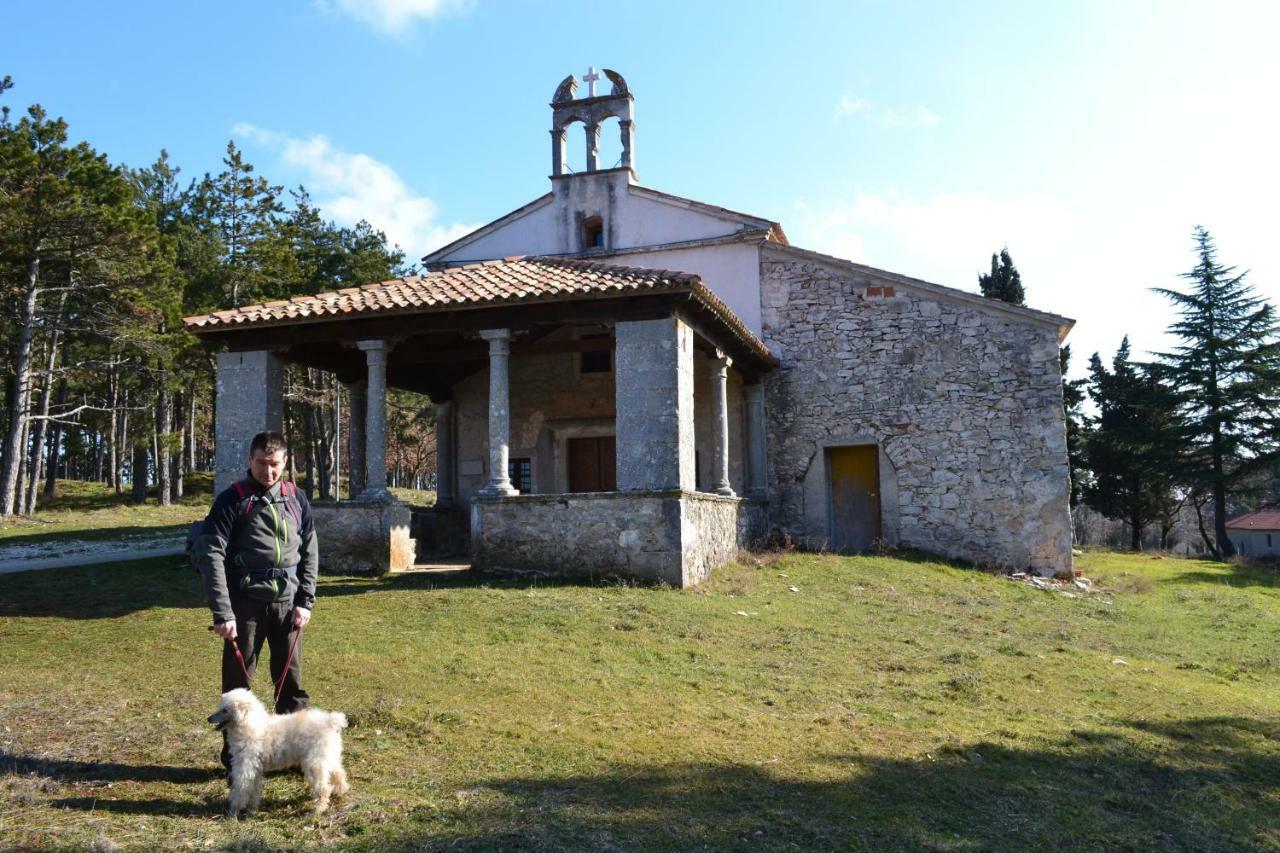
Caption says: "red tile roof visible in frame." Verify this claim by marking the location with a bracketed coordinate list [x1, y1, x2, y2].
[1225, 508, 1280, 531]
[182, 256, 776, 367]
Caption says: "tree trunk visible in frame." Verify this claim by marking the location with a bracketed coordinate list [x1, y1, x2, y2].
[43, 378, 68, 501]
[302, 397, 315, 499]
[26, 312, 64, 514]
[0, 255, 41, 516]
[119, 388, 130, 496]
[156, 380, 171, 507]
[171, 389, 185, 500]
[106, 366, 118, 490]
[1193, 495, 1219, 559]
[311, 377, 331, 500]
[130, 441, 148, 504]
[186, 393, 197, 472]
[1211, 421, 1235, 558]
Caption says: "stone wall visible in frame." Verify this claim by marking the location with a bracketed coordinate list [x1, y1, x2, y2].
[214, 350, 283, 494]
[311, 500, 415, 575]
[470, 491, 761, 586]
[759, 247, 1073, 577]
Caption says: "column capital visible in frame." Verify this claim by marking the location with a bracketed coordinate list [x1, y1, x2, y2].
[478, 328, 512, 342]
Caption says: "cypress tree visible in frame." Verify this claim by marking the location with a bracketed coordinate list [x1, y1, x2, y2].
[978, 247, 1026, 306]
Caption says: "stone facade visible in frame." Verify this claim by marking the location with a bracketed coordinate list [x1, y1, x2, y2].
[470, 490, 764, 587]
[311, 500, 415, 575]
[759, 247, 1073, 577]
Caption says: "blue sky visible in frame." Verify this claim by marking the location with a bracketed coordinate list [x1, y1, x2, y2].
[7, 0, 1277, 377]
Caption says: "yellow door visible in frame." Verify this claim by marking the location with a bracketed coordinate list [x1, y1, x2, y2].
[827, 446, 881, 552]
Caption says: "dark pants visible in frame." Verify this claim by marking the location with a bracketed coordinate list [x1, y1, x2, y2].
[219, 592, 309, 773]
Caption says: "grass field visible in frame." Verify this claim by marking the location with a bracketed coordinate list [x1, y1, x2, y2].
[0, 549, 1277, 851]
[0, 477, 215, 547]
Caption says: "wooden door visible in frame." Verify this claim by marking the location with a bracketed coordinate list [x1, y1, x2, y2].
[568, 436, 616, 492]
[827, 445, 881, 551]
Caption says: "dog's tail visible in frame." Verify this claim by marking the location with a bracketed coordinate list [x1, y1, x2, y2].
[331, 712, 348, 731]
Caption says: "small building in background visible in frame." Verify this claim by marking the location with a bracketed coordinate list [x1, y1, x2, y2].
[1225, 508, 1280, 557]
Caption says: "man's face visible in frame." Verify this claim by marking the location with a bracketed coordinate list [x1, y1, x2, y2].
[248, 449, 287, 488]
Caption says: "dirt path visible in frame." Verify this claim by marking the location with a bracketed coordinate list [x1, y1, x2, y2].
[0, 537, 185, 574]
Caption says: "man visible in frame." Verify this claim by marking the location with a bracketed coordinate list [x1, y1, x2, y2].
[195, 431, 319, 769]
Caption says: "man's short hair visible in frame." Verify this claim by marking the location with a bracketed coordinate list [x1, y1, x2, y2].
[249, 431, 288, 458]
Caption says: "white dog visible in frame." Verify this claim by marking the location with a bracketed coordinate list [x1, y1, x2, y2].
[208, 688, 350, 816]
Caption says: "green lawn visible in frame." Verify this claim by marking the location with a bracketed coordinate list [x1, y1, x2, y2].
[0, 550, 1277, 851]
[0, 476, 214, 547]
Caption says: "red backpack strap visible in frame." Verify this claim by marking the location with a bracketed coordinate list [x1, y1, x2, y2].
[281, 480, 303, 528]
[233, 478, 255, 515]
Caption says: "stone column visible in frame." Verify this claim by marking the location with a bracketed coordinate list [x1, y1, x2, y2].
[585, 122, 601, 172]
[346, 379, 367, 499]
[550, 127, 567, 177]
[214, 350, 283, 494]
[710, 353, 735, 497]
[478, 329, 517, 496]
[357, 340, 391, 500]
[744, 382, 768, 499]
[615, 316, 695, 491]
[619, 119, 635, 170]
[434, 400, 457, 508]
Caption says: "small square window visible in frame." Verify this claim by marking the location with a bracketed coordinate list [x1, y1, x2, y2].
[580, 333, 612, 374]
[583, 216, 604, 250]
[507, 458, 532, 494]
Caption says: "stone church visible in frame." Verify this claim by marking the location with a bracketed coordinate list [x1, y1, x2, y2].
[185, 69, 1075, 584]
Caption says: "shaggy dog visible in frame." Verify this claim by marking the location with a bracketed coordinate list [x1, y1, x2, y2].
[208, 688, 350, 816]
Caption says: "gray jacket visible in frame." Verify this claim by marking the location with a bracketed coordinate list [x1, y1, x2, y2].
[195, 475, 319, 624]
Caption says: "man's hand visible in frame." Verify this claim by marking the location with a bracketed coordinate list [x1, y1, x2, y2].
[293, 606, 311, 629]
[213, 620, 237, 641]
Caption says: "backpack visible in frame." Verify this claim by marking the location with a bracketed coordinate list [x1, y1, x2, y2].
[184, 478, 304, 574]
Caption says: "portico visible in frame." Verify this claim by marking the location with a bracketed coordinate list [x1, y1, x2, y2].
[185, 257, 775, 584]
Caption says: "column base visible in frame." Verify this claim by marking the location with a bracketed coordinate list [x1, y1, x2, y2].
[479, 482, 519, 497]
[357, 487, 395, 502]
[712, 485, 737, 498]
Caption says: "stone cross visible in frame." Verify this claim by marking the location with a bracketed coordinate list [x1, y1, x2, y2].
[584, 66, 600, 97]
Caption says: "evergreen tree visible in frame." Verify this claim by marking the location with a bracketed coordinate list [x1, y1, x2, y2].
[1151, 227, 1280, 558]
[978, 247, 1025, 306]
[1083, 338, 1180, 549]
[1060, 345, 1089, 508]
[189, 140, 283, 308]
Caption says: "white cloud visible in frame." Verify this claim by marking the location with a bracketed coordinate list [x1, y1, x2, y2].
[317, 0, 465, 34]
[833, 92, 938, 129]
[880, 105, 939, 129]
[833, 93, 870, 120]
[234, 123, 476, 262]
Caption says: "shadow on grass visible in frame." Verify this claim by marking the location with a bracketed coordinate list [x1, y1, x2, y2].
[317, 569, 659, 599]
[1163, 561, 1280, 589]
[0, 557, 204, 618]
[367, 717, 1278, 851]
[2, 750, 220, 785]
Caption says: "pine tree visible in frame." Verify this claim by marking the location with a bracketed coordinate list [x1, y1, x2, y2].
[1083, 338, 1180, 550]
[1060, 345, 1089, 508]
[1151, 227, 1280, 558]
[978, 247, 1025, 306]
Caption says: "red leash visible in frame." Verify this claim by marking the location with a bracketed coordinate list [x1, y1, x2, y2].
[212, 623, 305, 707]
[274, 624, 303, 707]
